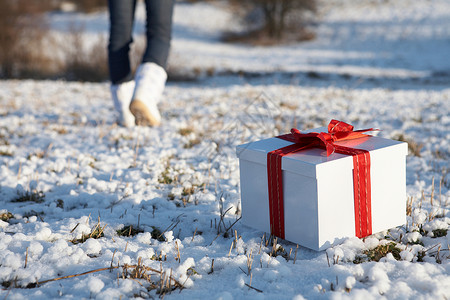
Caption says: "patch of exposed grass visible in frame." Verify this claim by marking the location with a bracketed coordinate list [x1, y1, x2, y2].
[0, 133, 10, 145]
[0, 149, 13, 156]
[23, 210, 44, 221]
[178, 127, 194, 136]
[432, 228, 447, 238]
[116, 225, 144, 237]
[353, 242, 403, 264]
[184, 138, 202, 149]
[151, 226, 165, 242]
[56, 199, 64, 209]
[0, 211, 13, 222]
[12, 190, 45, 203]
[365, 242, 402, 262]
[70, 222, 106, 244]
[122, 258, 183, 296]
[158, 157, 178, 185]
[151, 251, 168, 262]
[182, 187, 196, 197]
[159, 168, 174, 184]
[392, 133, 423, 157]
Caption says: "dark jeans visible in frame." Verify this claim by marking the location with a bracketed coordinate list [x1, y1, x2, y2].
[108, 0, 174, 84]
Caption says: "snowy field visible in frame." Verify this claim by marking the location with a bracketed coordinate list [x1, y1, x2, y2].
[1, 0, 450, 299]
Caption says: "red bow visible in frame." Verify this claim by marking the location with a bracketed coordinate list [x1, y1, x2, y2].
[281, 119, 376, 156]
[268, 120, 376, 240]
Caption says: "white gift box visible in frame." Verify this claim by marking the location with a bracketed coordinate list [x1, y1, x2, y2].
[236, 127, 408, 251]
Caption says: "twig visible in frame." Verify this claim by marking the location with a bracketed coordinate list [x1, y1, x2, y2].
[208, 217, 242, 246]
[293, 244, 299, 264]
[208, 259, 214, 275]
[37, 267, 119, 286]
[175, 241, 181, 263]
[97, 224, 107, 238]
[159, 214, 184, 239]
[259, 234, 265, 255]
[424, 243, 441, 253]
[239, 267, 248, 275]
[70, 223, 80, 233]
[228, 241, 233, 257]
[24, 247, 28, 269]
[191, 228, 197, 242]
[245, 283, 263, 293]
[110, 249, 117, 269]
[138, 214, 141, 229]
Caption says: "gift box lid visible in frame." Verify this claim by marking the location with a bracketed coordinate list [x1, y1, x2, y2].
[236, 127, 408, 178]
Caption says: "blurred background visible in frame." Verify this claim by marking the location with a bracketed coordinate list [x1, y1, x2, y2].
[0, 0, 319, 82]
[0, 0, 448, 85]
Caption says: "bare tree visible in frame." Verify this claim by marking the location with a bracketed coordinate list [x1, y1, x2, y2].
[228, 0, 316, 44]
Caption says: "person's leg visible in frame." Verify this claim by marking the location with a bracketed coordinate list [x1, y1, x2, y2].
[108, 0, 137, 84]
[129, 0, 174, 126]
[142, 0, 174, 69]
[108, 0, 137, 127]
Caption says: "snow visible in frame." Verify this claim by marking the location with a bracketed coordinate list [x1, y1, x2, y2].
[1, 0, 450, 299]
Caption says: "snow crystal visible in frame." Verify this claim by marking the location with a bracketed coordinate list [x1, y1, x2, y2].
[367, 264, 391, 294]
[423, 218, 448, 233]
[121, 255, 131, 265]
[216, 291, 234, 300]
[1, 253, 22, 269]
[0, 234, 12, 250]
[400, 250, 415, 262]
[96, 288, 125, 300]
[235, 274, 246, 288]
[27, 216, 38, 223]
[403, 231, 422, 244]
[82, 238, 102, 255]
[0, 220, 8, 228]
[164, 231, 174, 243]
[136, 248, 155, 260]
[52, 239, 70, 252]
[363, 237, 380, 249]
[263, 269, 279, 282]
[135, 232, 152, 244]
[88, 277, 105, 294]
[28, 241, 44, 259]
[35, 227, 52, 241]
[413, 209, 428, 225]
[345, 276, 356, 289]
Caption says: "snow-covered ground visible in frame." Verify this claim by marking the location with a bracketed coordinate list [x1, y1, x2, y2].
[1, 0, 449, 299]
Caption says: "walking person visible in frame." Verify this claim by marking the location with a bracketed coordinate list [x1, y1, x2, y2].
[108, 0, 174, 127]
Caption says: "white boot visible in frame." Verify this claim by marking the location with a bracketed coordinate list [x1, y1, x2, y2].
[129, 62, 167, 126]
[110, 80, 136, 127]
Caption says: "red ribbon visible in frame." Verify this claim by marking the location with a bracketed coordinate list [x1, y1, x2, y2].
[267, 120, 376, 239]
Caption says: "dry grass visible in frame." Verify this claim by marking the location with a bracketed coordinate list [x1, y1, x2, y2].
[8, 258, 185, 297]
[392, 133, 423, 157]
[117, 225, 144, 237]
[12, 190, 45, 203]
[0, 149, 13, 157]
[0, 0, 56, 79]
[0, 1, 110, 81]
[0, 211, 13, 222]
[223, 27, 316, 46]
[365, 243, 402, 262]
[352, 242, 402, 264]
[70, 221, 106, 244]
